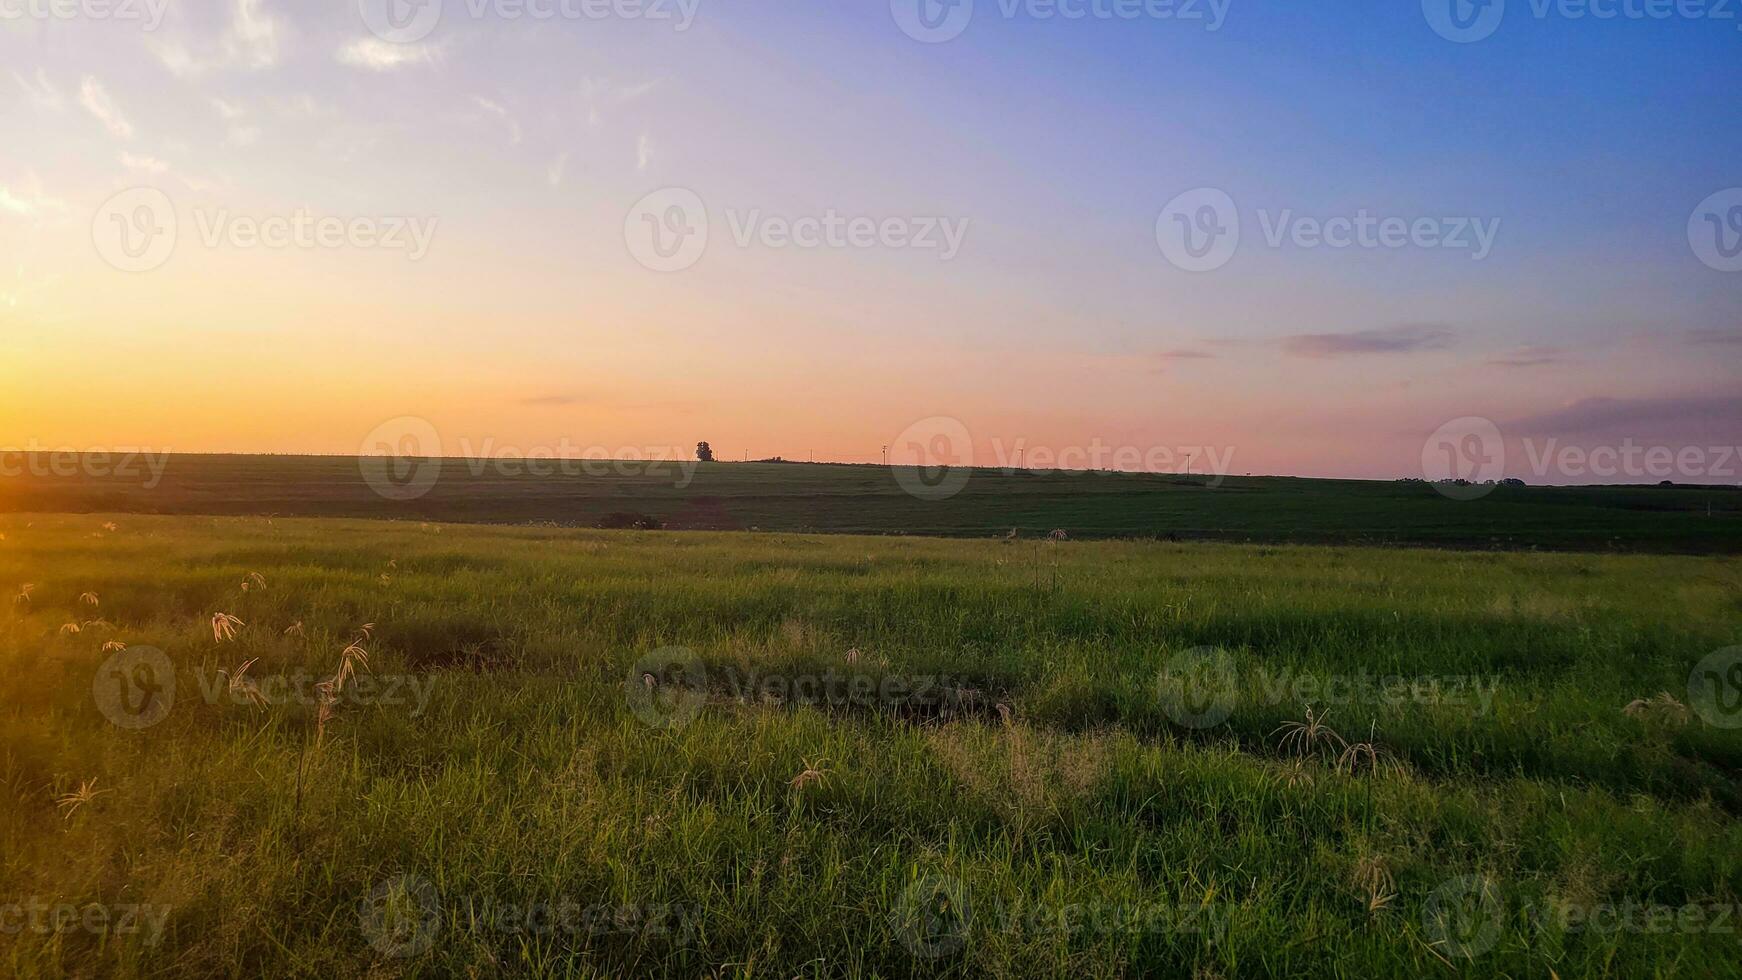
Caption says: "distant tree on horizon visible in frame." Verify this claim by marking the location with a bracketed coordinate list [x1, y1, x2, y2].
[696, 441, 715, 463]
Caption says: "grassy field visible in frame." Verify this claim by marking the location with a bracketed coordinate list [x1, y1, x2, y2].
[3, 513, 1741, 977]
[4, 453, 1741, 553]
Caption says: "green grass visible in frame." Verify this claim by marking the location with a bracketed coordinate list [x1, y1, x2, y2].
[3, 514, 1741, 977]
[6, 453, 1742, 552]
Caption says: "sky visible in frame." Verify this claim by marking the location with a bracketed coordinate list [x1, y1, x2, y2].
[2, 0, 1739, 484]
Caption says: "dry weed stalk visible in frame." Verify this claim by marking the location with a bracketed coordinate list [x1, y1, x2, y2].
[314, 637, 372, 745]
[79, 592, 99, 607]
[1623, 692, 1691, 727]
[211, 613, 245, 643]
[218, 658, 268, 708]
[55, 778, 108, 819]
[1274, 706, 1347, 757]
[1352, 854, 1397, 915]
[790, 758, 830, 790]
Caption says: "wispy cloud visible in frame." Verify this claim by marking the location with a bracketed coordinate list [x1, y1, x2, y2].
[0, 174, 67, 217]
[1157, 349, 1214, 362]
[520, 394, 581, 407]
[1688, 328, 1742, 346]
[13, 69, 64, 111]
[1506, 396, 1742, 444]
[637, 132, 653, 171]
[1487, 345, 1565, 368]
[582, 77, 661, 127]
[1281, 324, 1453, 358]
[79, 77, 134, 140]
[151, 0, 283, 77]
[473, 97, 523, 145]
[547, 152, 570, 188]
[226, 0, 281, 70]
[120, 152, 169, 174]
[337, 39, 439, 72]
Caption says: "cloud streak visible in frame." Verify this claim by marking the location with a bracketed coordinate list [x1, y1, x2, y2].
[1281, 325, 1453, 358]
[1506, 396, 1742, 443]
[1488, 345, 1565, 368]
[79, 77, 133, 139]
[337, 40, 439, 72]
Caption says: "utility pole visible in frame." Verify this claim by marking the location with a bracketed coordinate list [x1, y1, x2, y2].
[882, 445, 888, 466]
